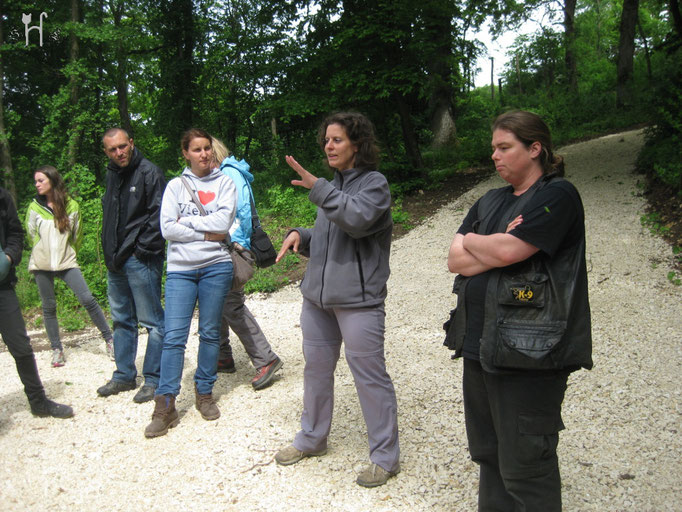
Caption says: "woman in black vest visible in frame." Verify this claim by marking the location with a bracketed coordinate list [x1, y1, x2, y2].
[447, 110, 592, 511]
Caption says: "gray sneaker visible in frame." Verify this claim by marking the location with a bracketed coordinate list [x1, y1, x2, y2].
[51, 349, 66, 367]
[356, 463, 400, 488]
[274, 444, 327, 466]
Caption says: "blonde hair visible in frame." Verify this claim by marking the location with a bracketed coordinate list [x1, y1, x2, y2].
[211, 137, 230, 167]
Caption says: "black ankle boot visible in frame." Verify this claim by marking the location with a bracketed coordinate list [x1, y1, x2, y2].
[30, 398, 74, 419]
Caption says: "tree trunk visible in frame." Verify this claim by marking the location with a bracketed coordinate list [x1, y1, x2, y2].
[431, 103, 457, 148]
[394, 94, 424, 173]
[563, 0, 578, 91]
[0, 6, 16, 200]
[66, 0, 81, 168]
[111, 2, 132, 134]
[616, 0, 640, 108]
[156, 0, 196, 152]
[423, 2, 457, 148]
[670, 0, 682, 39]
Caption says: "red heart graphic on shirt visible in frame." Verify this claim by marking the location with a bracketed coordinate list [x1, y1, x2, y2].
[198, 190, 215, 205]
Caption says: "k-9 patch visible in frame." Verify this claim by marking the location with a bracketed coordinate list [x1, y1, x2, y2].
[510, 285, 535, 303]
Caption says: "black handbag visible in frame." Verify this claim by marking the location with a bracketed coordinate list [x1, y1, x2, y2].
[246, 186, 277, 268]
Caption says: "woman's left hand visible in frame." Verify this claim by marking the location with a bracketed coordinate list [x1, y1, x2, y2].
[285, 155, 318, 190]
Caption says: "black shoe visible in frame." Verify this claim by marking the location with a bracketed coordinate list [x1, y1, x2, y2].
[97, 379, 137, 397]
[133, 384, 156, 404]
[30, 399, 74, 419]
[252, 357, 283, 390]
[217, 356, 236, 374]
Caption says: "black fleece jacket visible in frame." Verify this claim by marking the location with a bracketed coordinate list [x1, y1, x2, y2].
[101, 148, 166, 271]
[0, 187, 24, 289]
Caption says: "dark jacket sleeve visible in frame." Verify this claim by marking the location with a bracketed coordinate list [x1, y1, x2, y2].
[135, 163, 166, 260]
[1, 190, 24, 265]
[1, 188, 24, 287]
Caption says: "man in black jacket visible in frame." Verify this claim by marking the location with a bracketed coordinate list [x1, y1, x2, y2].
[96, 128, 166, 404]
[0, 186, 73, 418]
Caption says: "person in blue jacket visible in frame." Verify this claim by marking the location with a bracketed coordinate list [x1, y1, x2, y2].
[211, 138, 283, 390]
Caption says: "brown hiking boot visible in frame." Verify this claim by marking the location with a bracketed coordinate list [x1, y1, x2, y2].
[194, 384, 220, 421]
[144, 395, 179, 438]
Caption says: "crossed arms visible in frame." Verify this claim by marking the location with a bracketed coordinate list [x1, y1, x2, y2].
[447, 215, 540, 276]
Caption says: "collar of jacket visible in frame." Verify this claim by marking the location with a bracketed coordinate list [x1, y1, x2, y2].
[106, 147, 143, 174]
[332, 167, 369, 188]
[34, 194, 50, 210]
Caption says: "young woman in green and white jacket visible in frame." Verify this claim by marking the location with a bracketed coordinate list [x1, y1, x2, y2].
[26, 165, 113, 367]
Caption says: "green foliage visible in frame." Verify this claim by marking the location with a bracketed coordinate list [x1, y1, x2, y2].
[262, 185, 317, 227]
[636, 45, 682, 195]
[245, 252, 302, 294]
[492, 1, 675, 146]
[640, 212, 670, 236]
[13, 254, 40, 311]
[4, 0, 682, 309]
[391, 197, 412, 230]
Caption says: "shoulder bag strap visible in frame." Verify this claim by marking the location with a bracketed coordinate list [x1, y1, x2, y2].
[244, 180, 262, 230]
[180, 176, 207, 216]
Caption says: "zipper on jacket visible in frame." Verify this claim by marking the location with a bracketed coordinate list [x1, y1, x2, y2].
[319, 219, 331, 308]
[319, 171, 344, 308]
[355, 243, 366, 301]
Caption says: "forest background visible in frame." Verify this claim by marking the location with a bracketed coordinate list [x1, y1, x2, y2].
[1, 0, 680, 331]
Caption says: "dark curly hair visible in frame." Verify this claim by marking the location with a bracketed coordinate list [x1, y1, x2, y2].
[317, 112, 380, 170]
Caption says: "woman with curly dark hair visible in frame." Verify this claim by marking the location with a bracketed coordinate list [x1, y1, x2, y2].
[273, 112, 400, 488]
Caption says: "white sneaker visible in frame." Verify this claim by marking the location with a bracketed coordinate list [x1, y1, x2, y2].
[51, 349, 66, 367]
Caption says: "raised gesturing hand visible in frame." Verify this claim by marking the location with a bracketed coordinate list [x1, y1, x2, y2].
[285, 155, 318, 190]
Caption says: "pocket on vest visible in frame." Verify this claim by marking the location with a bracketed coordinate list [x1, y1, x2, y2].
[493, 320, 566, 369]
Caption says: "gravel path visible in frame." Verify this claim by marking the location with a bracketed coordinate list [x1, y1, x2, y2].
[1, 129, 680, 511]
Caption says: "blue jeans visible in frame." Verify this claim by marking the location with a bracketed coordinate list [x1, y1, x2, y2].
[107, 255, 165, 386]
[157, 261, 232, 396]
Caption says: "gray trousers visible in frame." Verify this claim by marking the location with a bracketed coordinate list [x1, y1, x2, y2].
[34, 268, 113, 350]
[219, 288, 277, 369]
[293, 298, 400, 472]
